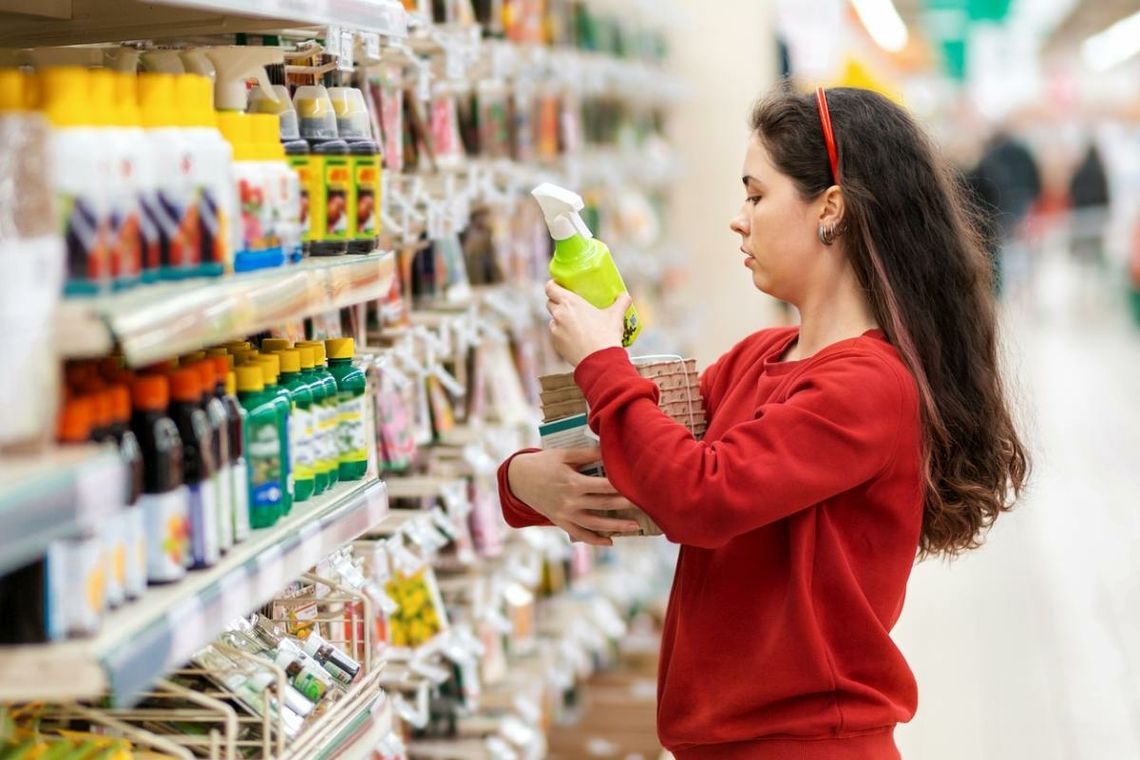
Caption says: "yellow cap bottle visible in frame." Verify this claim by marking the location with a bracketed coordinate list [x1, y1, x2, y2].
[88, 69, 116, 128]
[226, 369, 238, 396]
[261, 338, 292, 352]
[137, 73, 179, 128]
[40, 67, 92, 127]
[235, 365, 264, 393]
[275, 349, 302, 374]
[176, 73, 216, 129]
[298, 340, 327, 364]
[250, 112, 285, 161]
[324, 337, 354, 360]
[297, 345, 315, 370]
[255, 353, 281, 384]
[0, 69, 28, 113]
[113, 72, 142, 128]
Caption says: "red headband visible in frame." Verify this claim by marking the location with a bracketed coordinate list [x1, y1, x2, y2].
[816, 87, 839, 185]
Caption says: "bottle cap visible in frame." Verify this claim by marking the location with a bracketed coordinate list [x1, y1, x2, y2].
[297, 340, 327, 364]
[255, 353, 281, 382]
[131, 375, 170, 411]
[293, 84, 338, 140]
[327, 87, 371, 139]
[276, 349, 301, 374]
[325, 338, 354, 360]
[235, 365, 264, 393]
[171, 369, 202, 402]
[87, 69, 116, 128]
[226, 370, 237, 396]
[0, 69, 28, 113]
[137, 72, 181, 128]
[217, 111, 253, 161]
[211, 355, 233, 377]
[112, 72, 142, 128]
[40, 67, 92, 128]
[206, 347, 229, 359]
[250, 83, 299, 140]
[260, 338, 292, 352]
[297, 346, 315, 370]
[91, 390, 113, 431]
[181, 351, 206, 365]
[250, 112, 285, 160]
[224, 340, 252, 354]
[110, 385, 131, 424]
[192, 360, 217, 393]
[233, 349, 259, 365]
[57, 396, 93, 443]
[175, 73, 216, 128]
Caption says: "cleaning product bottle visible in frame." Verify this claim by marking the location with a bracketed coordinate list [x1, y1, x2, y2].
[90, 69, 142, 291]
[176, 74, 234, 277]
[329, 87, 381, 255]
[111, 68, 161, 285]
[250, 354, 293, 515]
[215, 359, 251, 542]
[109, 384, 146, 600]
[273, 348, 315, 504]
[250, 83, 305, 264]
[294, 85, 348, 256]
[532, 183, 641, 346]
[324, 338, 369, 481]
[87, 389, 129, 610]
[41, 67, 112, 296]
[297, 341, 341, 488]
[169, 369, 220, 569]
[130, 374, 189, 583]
[234, 365, 281, 529]
[251, 113, 297, 268]
[192, 360, 233, 553]
[138, 73, 199, 281]
[296, 345, 329, 495]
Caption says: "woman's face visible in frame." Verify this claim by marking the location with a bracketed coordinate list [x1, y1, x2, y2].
[729, 134, 820, 304]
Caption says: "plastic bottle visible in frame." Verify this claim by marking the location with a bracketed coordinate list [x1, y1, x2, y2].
[176, 74, 234, 277]
[294, 85, 348, 256]
[251, 113, 300, 268]
[218, 363, 251, 542]
[41, 67, 112, 296]
[218, 111, 274, 272]
[90, 69, 142, 291]
[272, 349, 315, 504]
[169, 369, 220, 569]
[86, 389, 129, 610]
[112, 72, 160, 286]
[250, 355, 293, 515]
[109, 384, 146, 600]
[329, 87, 381, 254]
[302, 630, 361, 684]
[138, 73, 199, 281]
[297, 341, 341, 488]
[275, 651, 331, 703]
[192, 360, 233, 553]
[296, 345, 329, 495]
[130, 375, 189, 583]
[284, 138, 311, 260]
[324, 338, 369, 481]
[532, 183, 641, 346]
[235, 365, 282, 529]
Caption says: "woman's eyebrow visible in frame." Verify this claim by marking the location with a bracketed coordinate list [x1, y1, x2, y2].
[742, 175, 764, 188]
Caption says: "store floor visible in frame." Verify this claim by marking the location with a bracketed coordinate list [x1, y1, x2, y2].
[894, 245, 1140, 759]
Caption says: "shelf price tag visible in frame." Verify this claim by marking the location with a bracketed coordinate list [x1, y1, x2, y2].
[165, 595, 206, 668]
[339, 29, 356, 71]
[325, 25, 343, 58]
[362, 32, 381, 62]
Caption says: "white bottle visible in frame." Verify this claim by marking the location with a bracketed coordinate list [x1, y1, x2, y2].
[176, 73, 235, 276]
[137, 73, 199, 281]
[40, 67, 113, 296]
[90, 69, 143, 291]
[112, 72, 162, 286]
[250, 113, 299, 268]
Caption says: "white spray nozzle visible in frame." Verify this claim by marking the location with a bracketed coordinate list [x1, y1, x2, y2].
[204, 46, 283, 111]
[140, 50, 185, 74]
[531, 183, 593, 241]
[180, 50, 216, 79]
[104, 47, 143, 73]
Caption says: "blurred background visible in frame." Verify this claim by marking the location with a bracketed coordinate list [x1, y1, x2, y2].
[655, 1, 1140, 758]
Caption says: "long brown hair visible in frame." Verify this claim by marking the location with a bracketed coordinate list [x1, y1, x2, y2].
[751, 86, 1028, 559]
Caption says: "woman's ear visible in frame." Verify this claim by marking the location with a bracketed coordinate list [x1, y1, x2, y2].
[818, 186, 846, 228]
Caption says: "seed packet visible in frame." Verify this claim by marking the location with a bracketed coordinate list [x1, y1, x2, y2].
[384, 538, 449, 649]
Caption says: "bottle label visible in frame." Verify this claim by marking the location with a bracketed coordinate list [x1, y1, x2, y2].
[110, 192, 142, 284]
[198, 184, 224, 269]
[324, 157, 352, 241]
[288, 156, 312, 244]
[294, 405, 315, 482]
[189, 480, 221, 568]
[318, 399, 339, 474]
[338, 394, 369, 464]
[139, 190, 162, 278]
[352, 155, 380, 239]
[214, 470, 233, 551]
[248, 420, 283, 517]
[293, 668, 328, 702]
[237, 172, 267, 254]
[622, 305, 641, 348]
[140, 486, 190, 582]
[124, 503, 147, 599]
[59, 192, 112, 291]
[231, 459, 251, 541]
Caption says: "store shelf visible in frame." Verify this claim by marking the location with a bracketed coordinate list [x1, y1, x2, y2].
[56, 251, 396, 366]
[0, 477, 389, 705]
[0, 0, 408, 46]
[0, 443, 125, 577]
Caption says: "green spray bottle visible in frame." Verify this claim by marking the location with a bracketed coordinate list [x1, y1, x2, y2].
[296, 345, 329, 495]
[235, 366, 282, 529]
[273, 348, 316, 504]
[324, 338, 369, 482]
[532, 183, 641, 347]
[251, 355, 293, 515]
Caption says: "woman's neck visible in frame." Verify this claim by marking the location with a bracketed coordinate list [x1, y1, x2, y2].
[785, 262, 879, 362]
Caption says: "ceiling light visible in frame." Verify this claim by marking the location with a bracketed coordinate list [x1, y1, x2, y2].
[851, 0, 910, 53]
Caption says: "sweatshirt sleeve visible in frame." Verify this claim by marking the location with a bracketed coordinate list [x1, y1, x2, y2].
[574, 346, 909, 549]
[496, 448, 553, 529]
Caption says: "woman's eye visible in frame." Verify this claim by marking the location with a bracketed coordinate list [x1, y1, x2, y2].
[746, 195, 762, 205]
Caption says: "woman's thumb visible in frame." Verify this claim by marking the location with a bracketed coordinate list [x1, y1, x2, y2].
[611, 292, 633, 314]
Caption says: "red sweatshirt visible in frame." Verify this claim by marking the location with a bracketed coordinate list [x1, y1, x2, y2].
[498, 327, 925, 758]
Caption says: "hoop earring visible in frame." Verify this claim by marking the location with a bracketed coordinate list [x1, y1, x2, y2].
[818, 224, 836, 246]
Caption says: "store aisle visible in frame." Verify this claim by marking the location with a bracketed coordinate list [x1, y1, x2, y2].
[894, 248, 1140, 760]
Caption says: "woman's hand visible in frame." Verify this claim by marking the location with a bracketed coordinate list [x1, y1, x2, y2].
[545, 280, 632, 367]
[507, 447, 642, 546]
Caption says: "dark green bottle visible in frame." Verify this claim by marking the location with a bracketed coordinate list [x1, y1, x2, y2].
[297, 345, 330, 495]
[235, 366, 282, 529]
[324, 337, 368, 481]
[298, 341, 341, 488]
[251, 355, 293, 515]
[273, 348, 315, 504]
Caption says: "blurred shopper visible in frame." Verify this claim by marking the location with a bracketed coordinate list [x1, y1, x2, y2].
[970, 129, 1042, 297]
[498, 86, 1029, 759]
[1067, 141, 1111, 266]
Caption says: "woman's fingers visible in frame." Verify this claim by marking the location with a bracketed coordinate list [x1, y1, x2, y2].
[570, 472, 620, 495]
[556, 520, 613, 547]
[574, 513, 642, 535]
[579, 494, 637, 511]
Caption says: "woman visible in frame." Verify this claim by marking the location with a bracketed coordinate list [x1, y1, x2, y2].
[497, 86, 1028, 759]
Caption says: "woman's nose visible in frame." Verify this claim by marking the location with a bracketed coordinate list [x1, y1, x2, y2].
[730, 212, 749, 236]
